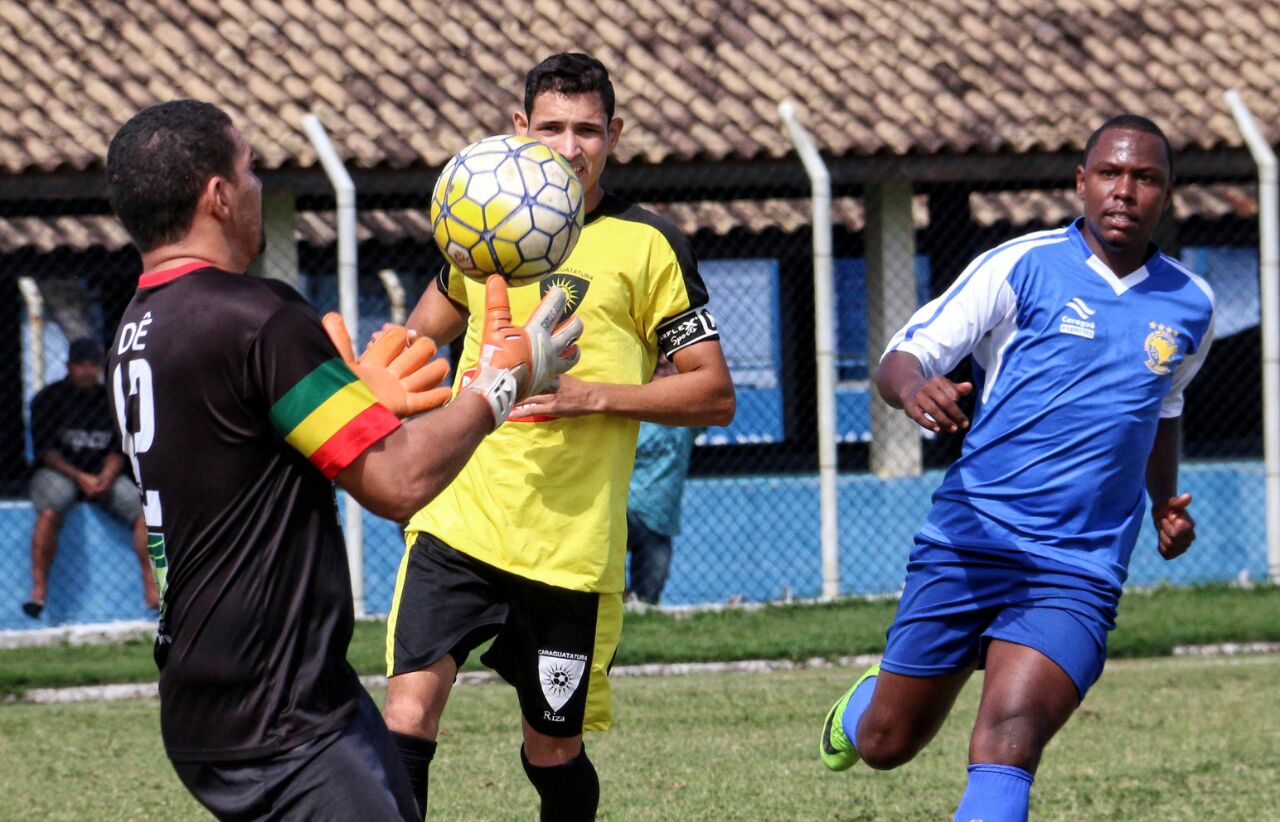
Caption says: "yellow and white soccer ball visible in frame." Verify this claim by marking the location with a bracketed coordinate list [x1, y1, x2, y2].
[430, 135, 585, 283]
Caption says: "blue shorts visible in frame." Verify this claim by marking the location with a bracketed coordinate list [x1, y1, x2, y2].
[881, 539, 1120, 698]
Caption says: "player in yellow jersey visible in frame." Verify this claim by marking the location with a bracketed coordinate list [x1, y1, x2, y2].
[383, 53, 735, 820]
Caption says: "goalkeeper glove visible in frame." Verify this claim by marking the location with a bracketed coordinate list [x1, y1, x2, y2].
[321, 313, 453, 418]
[464, 275, 582, 425]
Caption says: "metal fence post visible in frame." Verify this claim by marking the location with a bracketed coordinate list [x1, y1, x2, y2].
[779, 100, 840, 600]
[1224, 90, 1280, 584]
[302, 113, 366, 617]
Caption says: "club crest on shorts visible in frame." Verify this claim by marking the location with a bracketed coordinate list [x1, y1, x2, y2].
[1143, 322, 1179, 375]
[538, 650, 588, 713]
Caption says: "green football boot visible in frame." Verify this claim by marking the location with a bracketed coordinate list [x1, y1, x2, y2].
[819, 663, 880, 771]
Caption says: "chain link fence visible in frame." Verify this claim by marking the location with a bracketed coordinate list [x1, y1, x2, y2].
[655, 175, 1266, 605]
[0, 158, 1268, 628]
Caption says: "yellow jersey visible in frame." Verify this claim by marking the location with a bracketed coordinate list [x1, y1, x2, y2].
[406, 193, 719, 591]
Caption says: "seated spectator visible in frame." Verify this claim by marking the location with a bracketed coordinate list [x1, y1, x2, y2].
[23, 338, 158, 618]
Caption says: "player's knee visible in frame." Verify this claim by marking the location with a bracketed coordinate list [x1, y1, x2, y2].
[382, 685, 445, 739]
[523, 732, 582, 767]
[855, 722, 921, 771]
[970, 711, 1051, 770]
[382, 700, 440, 740]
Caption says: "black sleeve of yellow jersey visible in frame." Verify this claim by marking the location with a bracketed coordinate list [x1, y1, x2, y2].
[643, 215, 720, 358]
[433, 263, 450, 294]
[434, 264, 471, 309]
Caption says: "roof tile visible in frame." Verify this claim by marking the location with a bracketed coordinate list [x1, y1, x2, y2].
[0, 1, 1278, 174]
[0, 179, 1257, 255]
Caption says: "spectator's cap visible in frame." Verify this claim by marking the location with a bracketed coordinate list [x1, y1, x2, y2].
[67, 337, 104, 364]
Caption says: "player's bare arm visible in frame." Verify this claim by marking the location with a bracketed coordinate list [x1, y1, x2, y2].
[361, 279, 467, 380]
[877, 350, 973, 434]
[1146, 416, 1195, 560]
[510, 338, 735, 426]
[405, 278, 469, 347]
[335, 390, 493, 522]
[339, 278, 578, 521]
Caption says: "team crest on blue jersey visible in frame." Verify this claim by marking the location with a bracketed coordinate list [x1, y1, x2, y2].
[541, 272, 590, 320]
[1144, 322, 1180, 375]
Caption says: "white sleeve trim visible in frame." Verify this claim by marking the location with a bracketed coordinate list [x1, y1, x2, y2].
[883, 234, 1066, 378]
[1160, 288, 1216, 418]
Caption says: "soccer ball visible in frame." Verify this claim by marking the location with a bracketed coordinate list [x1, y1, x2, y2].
[430, 135, 585, 283]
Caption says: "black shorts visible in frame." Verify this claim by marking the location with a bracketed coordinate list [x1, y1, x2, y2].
[387, 531, 622, 736]
[171, 691, 418, 822]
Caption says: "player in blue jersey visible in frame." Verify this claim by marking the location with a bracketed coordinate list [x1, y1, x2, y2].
[819, 115, 1215, 821]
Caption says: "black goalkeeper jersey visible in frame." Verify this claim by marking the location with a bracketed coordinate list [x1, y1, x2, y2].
[108, 262, 399, 762]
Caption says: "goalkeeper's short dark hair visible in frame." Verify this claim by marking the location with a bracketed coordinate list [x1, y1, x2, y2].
[524, 53, 615, 122]
[106, 99, 239, 253]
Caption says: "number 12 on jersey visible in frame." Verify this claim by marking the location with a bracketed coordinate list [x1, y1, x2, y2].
[112, 358, 168, 601]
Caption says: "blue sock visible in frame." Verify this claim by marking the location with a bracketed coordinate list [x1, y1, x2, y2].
[952, 764, 1034, 822]
[839, 672, 877, 753]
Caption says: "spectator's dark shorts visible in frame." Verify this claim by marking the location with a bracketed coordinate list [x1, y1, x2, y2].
[171, 691, 417, 822]
[388, 531, 621, 736]
[30, 467, 142, 521]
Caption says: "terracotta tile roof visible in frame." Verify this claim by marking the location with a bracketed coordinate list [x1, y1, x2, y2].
[969, 183, 1260, 227]
[1, 1, 1278, 175]
[0, 214, 129, 255]
[0, 185, 1253, 254]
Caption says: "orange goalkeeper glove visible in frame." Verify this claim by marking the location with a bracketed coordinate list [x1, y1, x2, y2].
[321, 313, 453, 418]
[464, 275, 582, 424]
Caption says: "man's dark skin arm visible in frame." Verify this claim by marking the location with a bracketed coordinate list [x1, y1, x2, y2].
[876, 351, 973, 434]
[879, 351, 1196, 561]
[1145, 416, 1195, 559]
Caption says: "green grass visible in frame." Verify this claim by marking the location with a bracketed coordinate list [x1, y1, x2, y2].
[2, 584, 1278, 695]
[1, 655, 1277, 819]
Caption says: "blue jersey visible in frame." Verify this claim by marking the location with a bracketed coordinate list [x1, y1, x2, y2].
[886, 219, 1215, 590]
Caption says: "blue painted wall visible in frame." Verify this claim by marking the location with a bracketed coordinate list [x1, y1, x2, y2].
[0, 501, 151, 630]
[0, 460, 1267, 631]
[658, 459, 1269, 605]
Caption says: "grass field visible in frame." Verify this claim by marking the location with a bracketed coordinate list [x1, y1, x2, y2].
[1, 654, 1278, 820]
[3, 584, 1279, 694]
